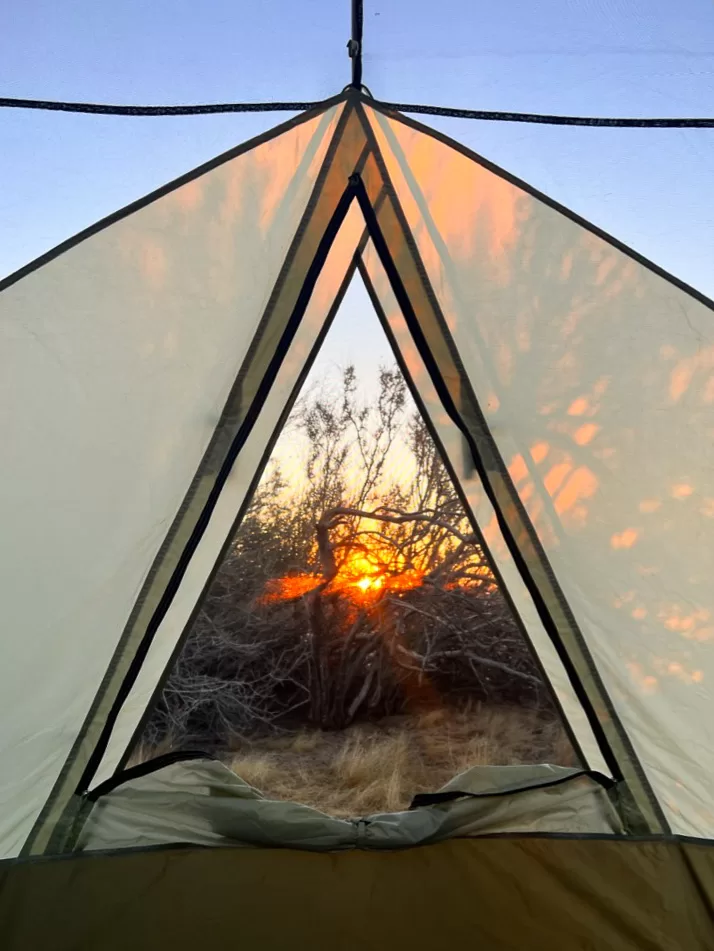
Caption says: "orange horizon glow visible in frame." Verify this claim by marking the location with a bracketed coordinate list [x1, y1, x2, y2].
[258, 536, 491, 606]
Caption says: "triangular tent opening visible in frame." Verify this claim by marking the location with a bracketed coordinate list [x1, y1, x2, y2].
[2, 88, 714, 949]
[120, 274, 582, 817]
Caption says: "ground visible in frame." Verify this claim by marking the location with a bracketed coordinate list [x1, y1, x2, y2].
[225, 704, 574, 817]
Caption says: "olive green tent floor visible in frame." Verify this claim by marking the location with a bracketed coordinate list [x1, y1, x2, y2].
[1, 836, 712, 950]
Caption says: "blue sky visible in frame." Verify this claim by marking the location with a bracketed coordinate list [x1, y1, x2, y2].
[2, 0, 714, 383]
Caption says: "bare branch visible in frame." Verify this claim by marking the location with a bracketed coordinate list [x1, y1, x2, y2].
[319, 506, 478, 546]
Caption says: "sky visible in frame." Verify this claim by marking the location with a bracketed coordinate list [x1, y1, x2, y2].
[2, 0, 714, 389]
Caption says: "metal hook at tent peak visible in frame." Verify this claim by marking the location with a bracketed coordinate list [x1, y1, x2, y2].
[342, 83, 374, 99]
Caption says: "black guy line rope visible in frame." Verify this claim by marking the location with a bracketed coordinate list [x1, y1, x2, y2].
[378, 101, 714, 127]
[2, 95, 714, 127]
[0, 97, 324, 116]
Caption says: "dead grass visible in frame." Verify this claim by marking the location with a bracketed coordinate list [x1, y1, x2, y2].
[228, 704, 575, 818]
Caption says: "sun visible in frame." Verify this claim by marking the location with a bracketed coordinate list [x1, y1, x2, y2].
[261, 542, 430, 606]
[355, 575, 384, 592]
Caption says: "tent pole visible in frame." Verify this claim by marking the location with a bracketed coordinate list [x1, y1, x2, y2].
[348, 0, 364, 89]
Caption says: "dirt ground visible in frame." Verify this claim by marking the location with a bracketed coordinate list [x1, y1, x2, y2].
[226, 704, 576, 817]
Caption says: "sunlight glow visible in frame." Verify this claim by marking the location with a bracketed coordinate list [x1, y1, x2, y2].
[355, 575, 384, 592]
[258, 526, 493, 607]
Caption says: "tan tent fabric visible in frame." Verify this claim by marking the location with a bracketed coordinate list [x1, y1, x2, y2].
[1, 836, 712, 951]
[76, 759, 620, 852]
[0, 104, 342, 857]
[358, 241, 610, 777]
[354, 137, 661, 830]
[90, 204, 365, 788]
[365, 104, 714, 837]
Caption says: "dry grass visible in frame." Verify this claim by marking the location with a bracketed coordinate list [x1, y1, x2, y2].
[228, 705, 575, 818]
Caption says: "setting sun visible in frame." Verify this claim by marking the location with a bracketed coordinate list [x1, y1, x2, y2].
[355, 575, 384, 592]
[259, 525, 493, 606]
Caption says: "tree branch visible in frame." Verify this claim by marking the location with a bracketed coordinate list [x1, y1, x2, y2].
[319, 506, 478, 546]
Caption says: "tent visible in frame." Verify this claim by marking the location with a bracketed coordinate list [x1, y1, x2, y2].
[1, 82, 714, 948]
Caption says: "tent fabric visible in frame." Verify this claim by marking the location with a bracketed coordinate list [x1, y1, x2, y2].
[349, 134, 661, 833]
[1, 837, 713, 951]
[0, 102, 344, 857]
[0, 85, 713, 889]
[89, 203, 366, 790]
[85, 114, 374, 793]
[357, 245, 610, 779]
[365, 104, 714, 837]
[76, 759, 621, 853]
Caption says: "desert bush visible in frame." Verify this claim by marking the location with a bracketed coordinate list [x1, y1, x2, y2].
[139, 365, 557, 753]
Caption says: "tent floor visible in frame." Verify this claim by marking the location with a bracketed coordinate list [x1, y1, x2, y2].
[1, 835, 713, 950]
